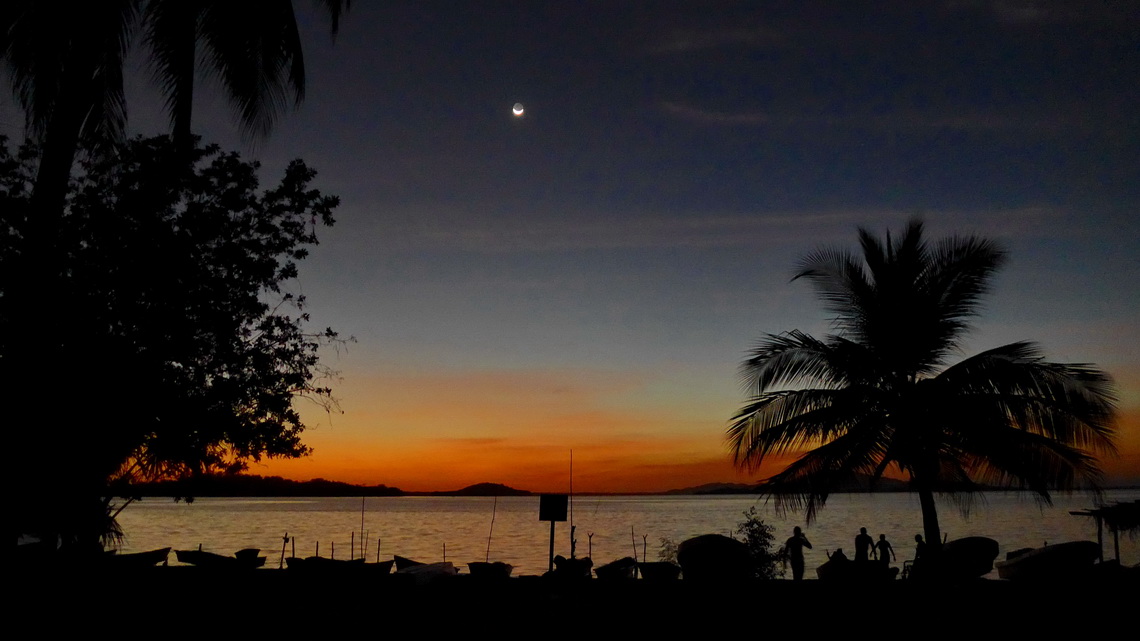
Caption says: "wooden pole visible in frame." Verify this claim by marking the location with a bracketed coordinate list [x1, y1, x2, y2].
[486, 495, 498, 562]
[548, 521, 556, 571]
[279, 531, 288, 569]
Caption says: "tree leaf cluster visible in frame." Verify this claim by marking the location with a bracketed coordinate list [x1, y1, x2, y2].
[734, 507, 785, 580]
[1, 135, 342, 490]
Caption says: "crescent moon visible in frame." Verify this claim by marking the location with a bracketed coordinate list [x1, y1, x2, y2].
[512, 103, 525, 116]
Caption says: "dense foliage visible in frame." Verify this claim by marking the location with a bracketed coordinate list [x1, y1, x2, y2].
[735, 507, 784, 579]
[2, 135, 340, 547]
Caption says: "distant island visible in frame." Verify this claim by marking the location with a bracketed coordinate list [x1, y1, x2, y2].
[123, 473, 1131, 499]
[124, 475, 532, 498]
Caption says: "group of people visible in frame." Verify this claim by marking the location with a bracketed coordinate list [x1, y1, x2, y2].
[784, 526, 925, 581]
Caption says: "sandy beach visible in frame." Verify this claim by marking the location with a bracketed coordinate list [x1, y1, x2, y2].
[14, 565, 1136, 634]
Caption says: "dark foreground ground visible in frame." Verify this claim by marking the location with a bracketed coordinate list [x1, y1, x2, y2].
[11, 567, 1137, 635]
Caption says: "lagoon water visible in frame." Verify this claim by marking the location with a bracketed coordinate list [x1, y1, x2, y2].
[117, 490, 1140, 577]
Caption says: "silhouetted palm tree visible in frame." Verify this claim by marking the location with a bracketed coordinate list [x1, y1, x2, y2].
[728, 220, 1117, 550]
[2, 0, 349, 212]
[144, 0, 349, 151]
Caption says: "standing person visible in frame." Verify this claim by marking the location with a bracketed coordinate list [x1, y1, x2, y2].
[913, 534, 926, 561]
[874, 534, 895, 567]
[785, 526, 813, 580]
[854, 527, 874, 562]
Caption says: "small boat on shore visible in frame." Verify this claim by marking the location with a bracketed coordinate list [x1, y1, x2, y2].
[637, 561, 681, 581]
[815, 549, 899, 581]
[396, 561, 458, 585]
[467, 561, 513, 579]
[176, 548, 265, 569]
[941, 536, 999, 579]
[594, 556, 637, 580]
[995, 540, 1100, 581]
[287, 556, 393, 574]
[394, 555, 424, 571]
[104, 547, 171, 568]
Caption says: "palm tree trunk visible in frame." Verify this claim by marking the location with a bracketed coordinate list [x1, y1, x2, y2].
[917, 487, 942, 552]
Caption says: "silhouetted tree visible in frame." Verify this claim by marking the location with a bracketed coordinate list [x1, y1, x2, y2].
[1, 1, 349, 212]
[2, 135, 340, 551]
[728, 221, 1117, 551]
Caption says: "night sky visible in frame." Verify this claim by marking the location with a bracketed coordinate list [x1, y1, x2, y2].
[4, 1, 1138, 491]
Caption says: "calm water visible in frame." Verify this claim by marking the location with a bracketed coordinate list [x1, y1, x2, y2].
[116, 490, 1140, 577]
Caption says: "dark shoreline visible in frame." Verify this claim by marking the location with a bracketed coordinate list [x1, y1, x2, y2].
[15, 566, 1136, 632]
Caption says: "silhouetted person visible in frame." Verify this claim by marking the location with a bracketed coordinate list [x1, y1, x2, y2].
[785, 526, 812, 580]
[874, 534, 895, 567]
[854, 527, 873, 562]
[913, 534, 926, 560]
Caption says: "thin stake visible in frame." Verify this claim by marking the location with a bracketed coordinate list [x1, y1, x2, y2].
[291, 536, 295, 559]
[485, 495, 498, 562]
[376, 538, 381, 564]
[360, 496, 366, 559]
[351, 532, 355, 560]
[642, 534, 648, 563]
[279, 531, 288, 569]
[569, 450, 574, 554]
[631, 526, 637, 558]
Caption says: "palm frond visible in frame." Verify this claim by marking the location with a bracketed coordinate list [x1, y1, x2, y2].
[935, 342, 1118, 453]
[757, 429, 892, 521]
[739, 330, 846, 393]
[729, 388, 868, 468]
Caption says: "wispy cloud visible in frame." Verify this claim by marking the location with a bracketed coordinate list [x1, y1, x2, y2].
[659, 101, 1079, 134]
[371, 206, 1074, 254]
[647, 27, 787, 55]
[943, 0, 1139, 25]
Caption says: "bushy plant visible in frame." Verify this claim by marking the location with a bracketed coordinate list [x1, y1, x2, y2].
[735, 507, 786, 579]
[657, 537, 679, 564]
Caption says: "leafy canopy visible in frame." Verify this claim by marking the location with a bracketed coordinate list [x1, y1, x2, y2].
[1, 134, 342, 489]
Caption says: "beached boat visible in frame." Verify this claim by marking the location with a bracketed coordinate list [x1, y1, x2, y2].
[396, 561, 458, 585]
[467, 561, 513, 579]
[549, 554, 593, 578]
[905, 536, 999, 581]
[637, 561, 681, 581]
[995, 540, 1100, 581]
[594, 556, 637, 580]
[104, 547, 171, 568]
[393, 555, 424, 571]
[287, 556, 393, 574]
[176, 548, 265, 569]
[815, 549, 899, 581]
[941, 536, 999, 579]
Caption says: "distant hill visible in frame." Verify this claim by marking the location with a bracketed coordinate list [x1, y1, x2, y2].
[124, 476, 536, 498]
[125, 474, 404, 498]
[410, 482, 532, 497]
[662, 482, 758, 495]
[665, 475, 913, 495]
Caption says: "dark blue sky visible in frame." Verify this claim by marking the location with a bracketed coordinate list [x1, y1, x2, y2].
[4, 1, 1137, 489]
